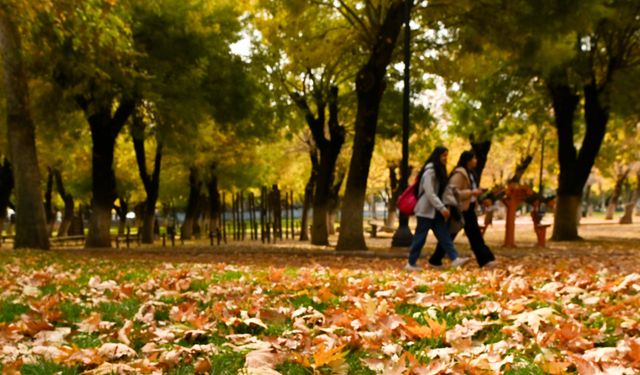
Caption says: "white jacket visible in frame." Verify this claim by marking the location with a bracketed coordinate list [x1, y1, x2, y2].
[414, 163, 447, 219]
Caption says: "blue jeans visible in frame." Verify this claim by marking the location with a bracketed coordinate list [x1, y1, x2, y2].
[408, 213, 459, 266]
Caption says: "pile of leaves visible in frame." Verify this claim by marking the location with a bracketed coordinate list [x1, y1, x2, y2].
[0, 250, 638, 374]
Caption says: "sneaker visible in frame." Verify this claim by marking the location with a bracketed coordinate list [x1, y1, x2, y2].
[482, 260, 498, 269]
[427, 262, 443, 270]
[450, 257, 470, 268]
[404, 263, 422, 272]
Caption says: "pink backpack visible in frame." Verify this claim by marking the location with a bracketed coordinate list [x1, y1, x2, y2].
[397, 182, 421, 216]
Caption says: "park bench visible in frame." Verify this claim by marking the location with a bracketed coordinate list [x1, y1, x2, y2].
[113, 232, 141, 248]
[530, 208, 550, 247]
[367, 220, 386, 238]
[1, 234, 14, 244]
[49, 235, 86, 246]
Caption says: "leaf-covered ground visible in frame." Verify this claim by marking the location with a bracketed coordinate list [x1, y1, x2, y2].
[1, 224, 639, 374]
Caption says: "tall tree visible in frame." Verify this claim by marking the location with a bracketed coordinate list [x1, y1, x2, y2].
[336, 1, 408, 251]
[0, 3, 49, 249]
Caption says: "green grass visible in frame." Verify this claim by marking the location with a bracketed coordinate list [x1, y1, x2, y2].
[415, 284, 430, 293]
[59, 301, 87, 323]
[40, 283, 58, 295]
[211, 270, 244, 283]
[345, 351, 377, 375]
[503, 355, 546, 375]
[289, 294, 331, 313]
[472, 323, 509, 344]
[154, 306, 170, 321]
[20, 359, 79, 375]
[263, 318, 293, 337]
[121, 270, 150, 282]
[444, 282, 472, 295]
[98, 297, 141, 324]
[70, 332, 102, 348]
[276, 362, 313, 375]
[405, 337, 447, 364]
[209, 351, 245, 374]
[0, 299, 29, 323]
[188, 279, 210, 292]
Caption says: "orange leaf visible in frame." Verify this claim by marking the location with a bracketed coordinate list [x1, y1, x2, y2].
[628, 339, 640, 363]
[313, 343, 346, 368]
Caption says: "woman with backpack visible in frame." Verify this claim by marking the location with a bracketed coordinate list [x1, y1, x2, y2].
[405, 146, 470, 271]
[428, 150, 497, 268]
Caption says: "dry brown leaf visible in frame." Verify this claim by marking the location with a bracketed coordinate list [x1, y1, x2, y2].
[193, 357, 212, 374]
[97, 343, 137, 360]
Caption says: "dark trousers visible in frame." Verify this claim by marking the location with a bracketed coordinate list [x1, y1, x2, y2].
[429, 203, 495, 267]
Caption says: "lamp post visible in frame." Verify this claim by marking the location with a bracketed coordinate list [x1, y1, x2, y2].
[391, 0, 414, 247]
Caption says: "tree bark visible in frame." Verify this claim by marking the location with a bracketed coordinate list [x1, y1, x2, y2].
[0, 9, 49, 249]
[53, 169, 75, 237]
[327, 168, 345, 235]
[299, 149, 318, 241]
[337, 1, 406, 251]
[79, 99, 135, 247]
[132, 125, 163, 244]
[605, 168, 629, 220]
[44, 167, 55, 234]
[470, 140, 492, 184]
[0, 158, 13, 234]
[292, 86, 345, 245]
[385, 164, 400, 229]
[114, 197, 128, 236]
[181, 167, 201, 240]
[207, 164, 221, 235]
[620, 171, 640, 224]
[549, 78, 608, 240]
[508, 154, 534, 184]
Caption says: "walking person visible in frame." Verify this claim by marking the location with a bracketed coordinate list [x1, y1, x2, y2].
[405, 146, 470, 271]
[429, 150, 497, 268]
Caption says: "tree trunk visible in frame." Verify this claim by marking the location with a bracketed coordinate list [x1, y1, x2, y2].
[0, 158, 13, 235]
[81, 98, 134, 247]
[299, 150, 318, 241]
[85, 121, 118, 247]
[181, 167, 201, 240]
[327, 168, 345, 235]
[44, 167, 55, 234]
[53, 169, 74, 237]
[549, 75, 607, 241]
[114, 198, 128, 236]
[385, 163, 400, 229]
[0, 9, 49, 249]
[207, 165, 221, 235]
[292, 86, 345, 245]
[470, 140, 492, 184]
[508, 154, 534, 184]
[605, 168, 629, 220]
[132, 127, 163, 244]
[620, 172, 640, 224]
[337, 1, 406, 251]
[311, 87, 345, 245]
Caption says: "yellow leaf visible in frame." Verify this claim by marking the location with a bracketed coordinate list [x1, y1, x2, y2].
[313, 343, 346, 368]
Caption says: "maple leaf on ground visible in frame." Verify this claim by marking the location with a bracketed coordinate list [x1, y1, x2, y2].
[85, 362, 138, 374]
[117, 319, 133, 345]
[245, 347, 283, 374]
[77, 312, 102, 333]
[312, 343, 347, 369]
[626, 338, 640, 364]
[402, 317, 446, 340]
[97, 343, 137, 360]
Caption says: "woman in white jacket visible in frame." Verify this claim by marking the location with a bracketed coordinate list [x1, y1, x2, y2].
[406, 146, 469, 271]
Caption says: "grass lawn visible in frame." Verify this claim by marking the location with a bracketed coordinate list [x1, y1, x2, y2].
[0, 222, 639, 374]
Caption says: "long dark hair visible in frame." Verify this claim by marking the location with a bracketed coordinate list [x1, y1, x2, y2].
[414, 146, 448, 197]
[455, 150, 478, 182]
